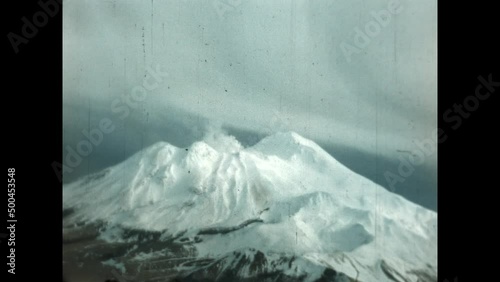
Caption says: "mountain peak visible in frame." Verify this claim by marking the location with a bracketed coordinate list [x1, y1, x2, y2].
[64, 132, 436, 282]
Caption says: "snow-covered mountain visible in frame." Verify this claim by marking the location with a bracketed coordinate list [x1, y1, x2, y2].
[63, 132, 437, 281]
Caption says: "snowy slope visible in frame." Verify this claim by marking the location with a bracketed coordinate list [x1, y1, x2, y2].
[63, 132, 437, 281]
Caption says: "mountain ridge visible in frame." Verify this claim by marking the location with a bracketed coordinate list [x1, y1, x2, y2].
[63, 131, 436, 281]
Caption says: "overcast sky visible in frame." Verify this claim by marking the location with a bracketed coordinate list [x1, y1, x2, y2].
[63, 0, 437, 210]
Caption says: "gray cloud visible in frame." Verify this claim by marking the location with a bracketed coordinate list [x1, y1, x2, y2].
[63, 0, 437, 210]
